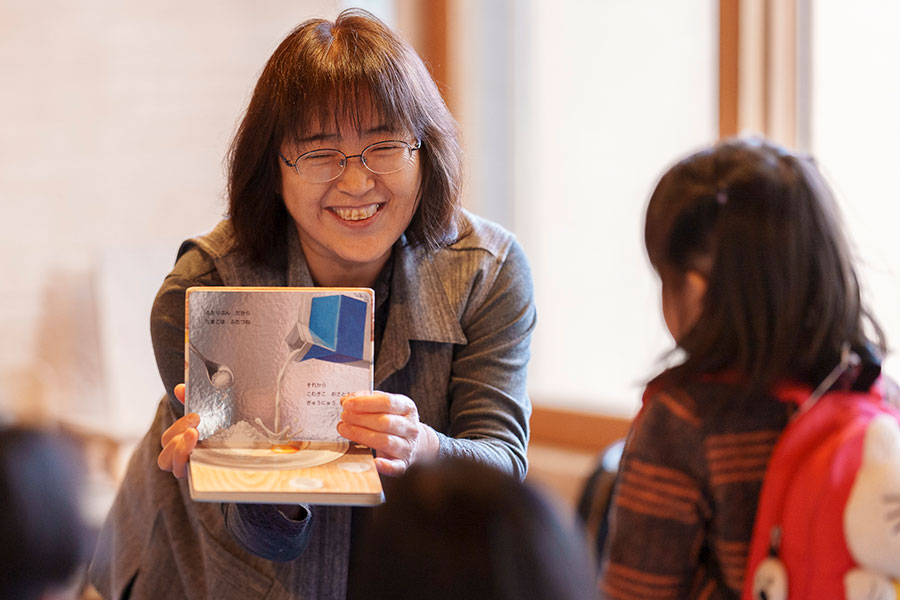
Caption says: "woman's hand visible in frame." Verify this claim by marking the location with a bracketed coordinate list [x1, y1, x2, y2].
[337, 391, 439, 477]
[157, 383, 200, 479]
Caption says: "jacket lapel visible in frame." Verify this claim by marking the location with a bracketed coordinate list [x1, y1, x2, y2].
[375, 242, 466, 387]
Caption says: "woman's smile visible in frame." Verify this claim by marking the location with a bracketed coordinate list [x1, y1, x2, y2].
[328, 203, 383, 222]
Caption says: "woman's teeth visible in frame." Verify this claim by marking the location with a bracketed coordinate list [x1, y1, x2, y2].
[332, 204, 379, 221]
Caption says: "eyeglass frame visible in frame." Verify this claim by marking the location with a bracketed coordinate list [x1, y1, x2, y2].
[278, 139, 422, 183]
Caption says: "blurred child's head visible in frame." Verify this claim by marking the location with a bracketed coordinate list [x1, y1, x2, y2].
[0, 427, 88, 600]
[644, 137, 884, 393]
[354, 458, 597, 600]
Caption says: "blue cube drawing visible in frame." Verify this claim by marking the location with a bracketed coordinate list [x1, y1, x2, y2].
[303, 294, 367, 363]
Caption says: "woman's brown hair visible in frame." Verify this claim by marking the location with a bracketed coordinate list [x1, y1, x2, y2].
[227, 9, 464, 268]
[645, 137, 885, 395]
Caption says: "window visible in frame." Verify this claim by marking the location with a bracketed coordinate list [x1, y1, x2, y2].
[806, 0, 900, 377]
[451, 0, 719, 415]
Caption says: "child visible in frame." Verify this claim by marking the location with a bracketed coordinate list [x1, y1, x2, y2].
[599, 137, 891, 598]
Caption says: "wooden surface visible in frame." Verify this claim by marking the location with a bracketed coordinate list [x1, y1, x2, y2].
[526, 406, 632, 509]
[188, 443, 384, 506]
[529, 405, 632, 453]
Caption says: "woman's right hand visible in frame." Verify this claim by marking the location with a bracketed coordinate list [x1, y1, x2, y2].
[157, 383, 200, 479]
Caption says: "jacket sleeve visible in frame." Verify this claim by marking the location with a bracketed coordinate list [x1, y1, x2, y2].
[150, 246, 315, 561]
[437, 238, 536, 480]
[221, 503, 314, 562]
[598, 391, 711, 599]
[150, 246, 221, 415]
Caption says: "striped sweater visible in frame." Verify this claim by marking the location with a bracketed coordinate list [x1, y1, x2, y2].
[599, 379, 794, 599]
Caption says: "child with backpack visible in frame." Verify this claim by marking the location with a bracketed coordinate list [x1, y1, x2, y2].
[599, 137, 900, 599]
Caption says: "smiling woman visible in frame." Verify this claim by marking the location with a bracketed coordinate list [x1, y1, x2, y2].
[89, 8, 536, 600]
[276, 117, 423, 288]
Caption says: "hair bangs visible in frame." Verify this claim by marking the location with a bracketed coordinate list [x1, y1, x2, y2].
[274, 16, 421, 148]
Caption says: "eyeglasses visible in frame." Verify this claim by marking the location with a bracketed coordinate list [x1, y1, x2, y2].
[279, 139, 422, 183]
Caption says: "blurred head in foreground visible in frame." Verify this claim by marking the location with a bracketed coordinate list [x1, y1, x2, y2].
[0, 427, 88, 600]
[355, 457, 597, 600]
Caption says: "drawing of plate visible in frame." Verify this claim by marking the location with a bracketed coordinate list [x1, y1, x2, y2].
[192, 440, 349, 470]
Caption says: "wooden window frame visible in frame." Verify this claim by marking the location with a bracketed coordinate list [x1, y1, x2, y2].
[719, 0, 807, 147]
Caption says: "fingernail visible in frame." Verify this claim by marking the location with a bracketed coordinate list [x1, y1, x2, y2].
[187, 413, 200, 426]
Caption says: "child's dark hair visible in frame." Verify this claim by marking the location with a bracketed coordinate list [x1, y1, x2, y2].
[645, 137, 885, 395]
[353, 457, 597, 600]
[0, 427, 88, 599]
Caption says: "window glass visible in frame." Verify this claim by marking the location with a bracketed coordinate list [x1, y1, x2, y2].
[509, 0, 719, 414]
[809, 0, 900, 377]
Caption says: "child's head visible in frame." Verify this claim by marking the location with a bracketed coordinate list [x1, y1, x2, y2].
[0, 426, 88, 600]
[354, 457, 597, 600]
[645, 137, 884, 392]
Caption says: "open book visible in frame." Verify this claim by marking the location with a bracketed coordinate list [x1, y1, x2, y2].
[184, 286, 383, 505]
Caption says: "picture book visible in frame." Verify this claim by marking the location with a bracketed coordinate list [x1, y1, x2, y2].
[184, 286, 384, 505]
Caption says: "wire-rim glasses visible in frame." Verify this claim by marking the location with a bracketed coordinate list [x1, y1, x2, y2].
[279, 139, 422, 183]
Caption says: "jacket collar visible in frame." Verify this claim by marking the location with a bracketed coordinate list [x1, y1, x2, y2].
[184, 219, 315, 288]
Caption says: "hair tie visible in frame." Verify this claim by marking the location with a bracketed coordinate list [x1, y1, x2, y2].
[716, 191, 728, 205]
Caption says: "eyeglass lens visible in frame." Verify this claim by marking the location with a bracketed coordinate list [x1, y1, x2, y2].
[296, 141, 415, 183]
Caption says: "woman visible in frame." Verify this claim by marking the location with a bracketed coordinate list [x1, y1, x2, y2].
[89, 9, 535, 600]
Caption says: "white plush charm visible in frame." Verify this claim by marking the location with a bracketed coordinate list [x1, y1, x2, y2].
[843, 414, 900, 599]
[752, 556, 788, 600]
[844, 568, 898, 600]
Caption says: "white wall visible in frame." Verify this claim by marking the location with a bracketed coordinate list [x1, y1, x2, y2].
[0, 0, 351, 435]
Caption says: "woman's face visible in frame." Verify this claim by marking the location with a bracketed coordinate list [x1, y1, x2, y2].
[279, 112, 421, 287]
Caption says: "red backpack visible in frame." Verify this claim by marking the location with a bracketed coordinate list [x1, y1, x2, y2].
[742, 378, 900, 600]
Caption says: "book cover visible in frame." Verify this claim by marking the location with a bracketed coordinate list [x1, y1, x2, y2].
[184, 286, 383, 505]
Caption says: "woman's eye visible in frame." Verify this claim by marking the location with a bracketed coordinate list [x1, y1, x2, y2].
[369, 144, 403, 156]
[303, 152, 336, 163]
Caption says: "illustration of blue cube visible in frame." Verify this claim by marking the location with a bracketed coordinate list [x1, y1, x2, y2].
[297, 294, 367, 363]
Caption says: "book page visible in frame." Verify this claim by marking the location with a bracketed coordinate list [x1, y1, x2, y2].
[184, 287, 382, 505]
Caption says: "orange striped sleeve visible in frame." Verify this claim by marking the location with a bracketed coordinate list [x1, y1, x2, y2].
[601, 562, 685, 600]
[615, 458, 702, 524]
[715, 538, 750, 591]
[696, 579, 718, 600]
[705, 430, 779, 486]
[653, 391, 702, 427]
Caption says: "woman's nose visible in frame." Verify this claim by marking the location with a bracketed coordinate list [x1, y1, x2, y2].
[336, 156, 376, 194]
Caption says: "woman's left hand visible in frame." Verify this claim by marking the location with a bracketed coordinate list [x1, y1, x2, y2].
[337, 391, 439, 477]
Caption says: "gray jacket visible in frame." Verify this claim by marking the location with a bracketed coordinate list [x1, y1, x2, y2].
[89, 211, 536, 599]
